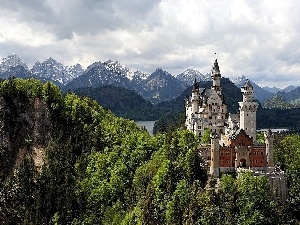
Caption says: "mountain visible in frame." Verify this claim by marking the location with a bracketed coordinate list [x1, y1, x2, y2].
[0, 54, 30, 79]
[283, 85, 297, 93]
[73, 85, 158, 120]
[0, 65, 31, 79]
[66, 61, 188, 103]
[0, 53, 28, 72]
[176, 69, 211, 85]
[138, 68, 188, 103]
[65, 61, 133, 91]
[231, 75, 274, 103]
[262, 86, 282, 93]
[31, 57, 83, 86]
[131, 70, 150, 86]
[262, 85, 297, 93]
[263, 86, 300, 109]
[103, 60, 134, 80]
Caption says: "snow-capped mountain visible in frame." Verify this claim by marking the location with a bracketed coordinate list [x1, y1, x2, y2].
[0, 53, 29, 72]
[65, 61, 133, 91]
[103, 60, 134, 80]
[0, 54, 31, 79]
[102, 60, 150, 82]
[230, 75, 249, 87]
[66, 62, 188, 103]
[176, 69, 211, 85]
[65, 63, 84, 80]
[30, 57, 83, 85]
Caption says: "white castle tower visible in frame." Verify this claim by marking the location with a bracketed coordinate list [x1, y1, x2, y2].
[191, 78, 200, 114]
[238, 80, 259, 143]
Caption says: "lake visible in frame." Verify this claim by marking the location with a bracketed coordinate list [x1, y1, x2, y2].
[136, 121, 156, 135]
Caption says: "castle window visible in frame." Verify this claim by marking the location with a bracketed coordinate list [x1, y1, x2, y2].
[227, 160, 229, 164]
[221, 152, 223, 156]
[255, 160, 257, 163]
[212, 158, 213, 161]
[261, 152, 264, 155]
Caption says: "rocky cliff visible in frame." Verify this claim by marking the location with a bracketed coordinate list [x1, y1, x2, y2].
[0, 92, 52, 179]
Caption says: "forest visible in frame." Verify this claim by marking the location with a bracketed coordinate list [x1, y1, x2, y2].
[0, 78, 299, 224]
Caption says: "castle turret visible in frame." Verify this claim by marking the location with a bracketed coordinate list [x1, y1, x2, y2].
[264, 129, 274, 170]
[191, 78, 200, 114]
[238, 80, 259, 143]
[210, 132, 220, 177]
[211, 59, 222, 93]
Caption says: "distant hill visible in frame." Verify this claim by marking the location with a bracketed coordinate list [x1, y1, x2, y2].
[263, 87, 300, 109]
[73, 85, 159, 121]
[138, 68, 188, 103]
[262, 85, 297, 93]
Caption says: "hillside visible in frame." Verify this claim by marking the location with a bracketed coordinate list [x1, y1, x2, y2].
[73, 85, 159, 120]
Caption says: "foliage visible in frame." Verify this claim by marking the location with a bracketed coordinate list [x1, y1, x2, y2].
[201, 128, 211, 144]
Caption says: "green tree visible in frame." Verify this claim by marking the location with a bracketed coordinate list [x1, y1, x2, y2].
[236, 171, 274, 225]
[201, 128, 211, 144]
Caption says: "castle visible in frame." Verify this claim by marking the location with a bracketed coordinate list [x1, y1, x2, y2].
[185, 59, 288, 201]
[185, 59, 275, 177]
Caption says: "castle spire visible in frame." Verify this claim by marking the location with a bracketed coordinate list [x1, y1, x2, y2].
[192, 78, 199, 92]
[211, 58, 222, 93]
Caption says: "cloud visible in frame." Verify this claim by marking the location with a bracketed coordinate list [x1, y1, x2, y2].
[0, 0, 299, 88]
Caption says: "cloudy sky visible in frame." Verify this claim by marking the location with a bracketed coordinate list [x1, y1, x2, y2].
[0, 0, 299, 88]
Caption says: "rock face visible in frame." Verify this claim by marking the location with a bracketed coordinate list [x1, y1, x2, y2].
[0, 95, 51, 177]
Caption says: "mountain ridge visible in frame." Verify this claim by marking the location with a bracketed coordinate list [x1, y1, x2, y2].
[1, 53, 298, 104]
